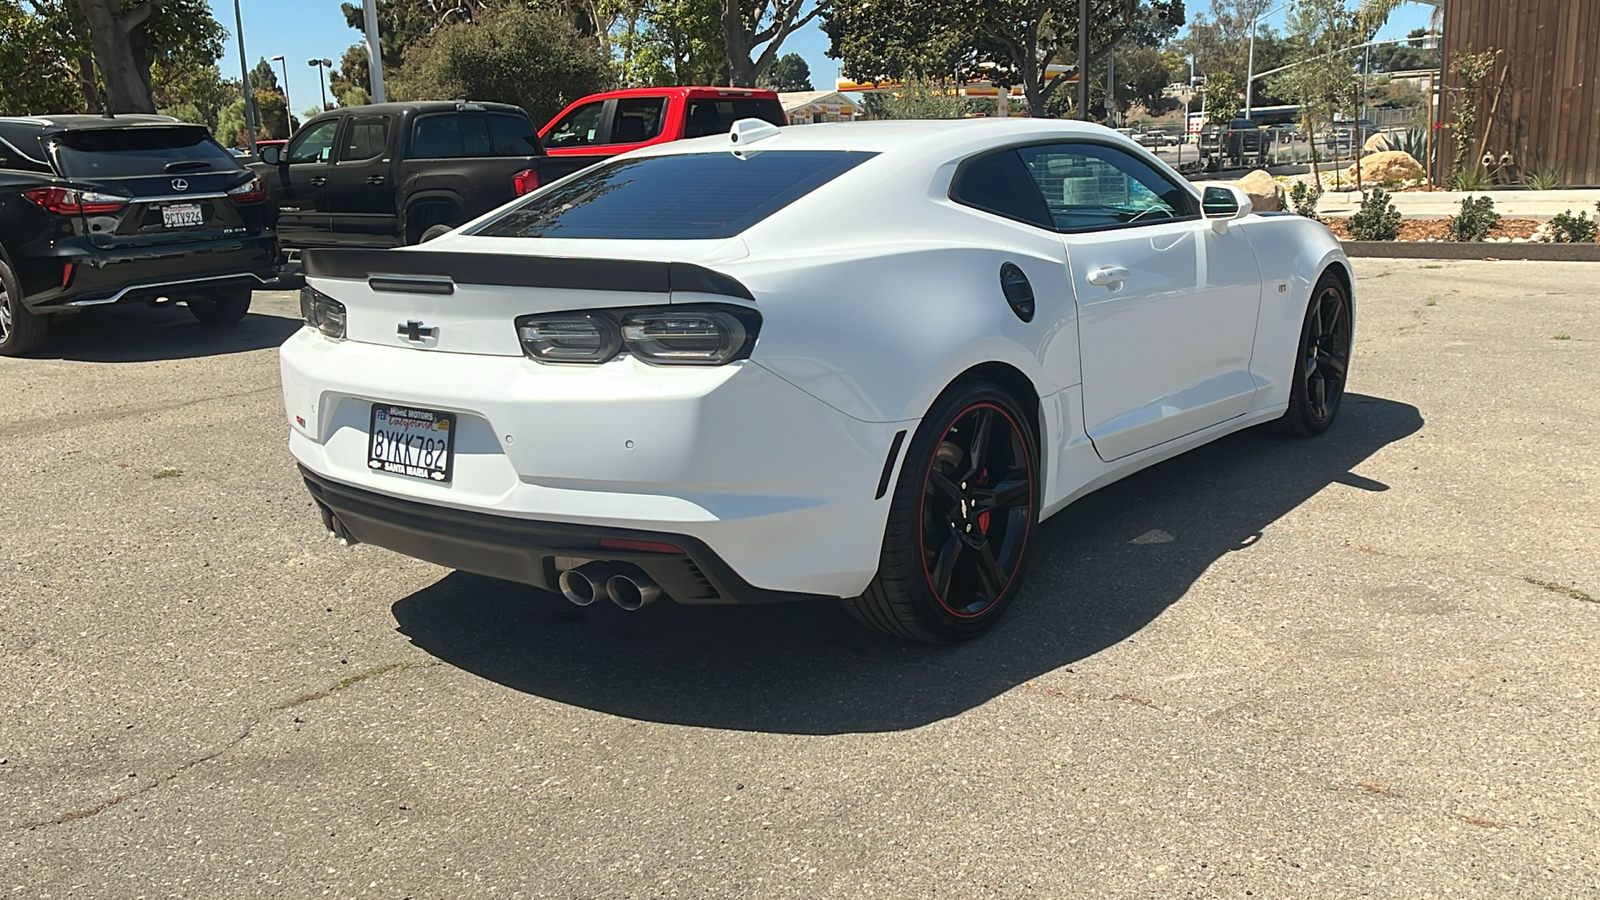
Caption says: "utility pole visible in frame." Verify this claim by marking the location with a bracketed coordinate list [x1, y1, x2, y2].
[1076, 0, 1088, 119]
[231, 0, 257, 153]
[1106, 48, 1116, 126]
[363, 1, 387, 103]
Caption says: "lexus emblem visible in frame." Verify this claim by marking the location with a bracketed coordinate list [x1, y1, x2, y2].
[171, 178, 189, 192]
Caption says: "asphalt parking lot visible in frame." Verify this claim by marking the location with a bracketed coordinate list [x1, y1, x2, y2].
[3, 260, 1597, 898]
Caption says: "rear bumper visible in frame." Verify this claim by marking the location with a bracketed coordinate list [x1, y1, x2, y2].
[301, 467, 828, 605]
[23, 234, 280, 310]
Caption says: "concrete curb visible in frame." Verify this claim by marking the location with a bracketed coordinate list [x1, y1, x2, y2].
[1340, 240, 1600, 261]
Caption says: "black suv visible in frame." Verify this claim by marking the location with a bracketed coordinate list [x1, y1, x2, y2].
[250, 101, 543, 249]
[0, 115, 279, 355]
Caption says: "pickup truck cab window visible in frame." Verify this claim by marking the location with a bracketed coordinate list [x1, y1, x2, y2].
[340, 115, 391, 162]
[289, 119, 340, 164]
[609, 98, 666, 144]
[412, 114, 491, 159]
[545, 102, 605, 147]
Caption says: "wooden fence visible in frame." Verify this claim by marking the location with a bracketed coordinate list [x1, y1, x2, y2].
[1439, 0, 1599, 186]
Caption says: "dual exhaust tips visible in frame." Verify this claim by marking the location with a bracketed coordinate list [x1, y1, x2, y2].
[557, 563, 662, 611]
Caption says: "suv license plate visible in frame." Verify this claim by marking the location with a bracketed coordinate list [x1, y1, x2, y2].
[162, 203, 203, 228]
[367, 404, 455, 483]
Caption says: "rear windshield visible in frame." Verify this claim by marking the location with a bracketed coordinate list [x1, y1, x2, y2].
[683, 98, 787, 138]
[50, 127, 240, 178]
[470, 150, 874, 240]
[412, 113, 540, 158]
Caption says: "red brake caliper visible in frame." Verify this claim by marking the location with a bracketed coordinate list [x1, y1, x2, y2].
[976, 468, 990, 534]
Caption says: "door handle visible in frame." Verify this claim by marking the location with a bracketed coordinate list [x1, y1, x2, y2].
[1087, 266, 1130, 286]
[366, 175, 386, 185]
[309, 176, 326, 186]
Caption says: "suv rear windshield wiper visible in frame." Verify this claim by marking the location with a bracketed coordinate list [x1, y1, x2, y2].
[165, 160, 215, 172]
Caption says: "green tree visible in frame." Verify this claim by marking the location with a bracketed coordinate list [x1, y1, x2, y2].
[330, 43, 371, 102]
[826, 0, 1184, 117]
[760, 51, 812, 91]
[0, 1, 82, 114]
[215, 96, 248, 146]
[61, 0, 224, 113]
[720, 0, 833, 87]
[254, 87, 291, 139]
[1172, 0, 1292, 114]
[249, 57, 279, 92]
[1271, 0, 1359, 184]
[388, 5, 613, 125]
[614, 0, 728, 86]
[858, 78, 969, 118]
[152, 60, 238, 133]
[339, 85, 371, 107]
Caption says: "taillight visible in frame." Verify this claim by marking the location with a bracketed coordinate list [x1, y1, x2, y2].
[300, 286, 347, 340]
[227, 175, 265, 204]
[515, 305, 759, 366]
[22, 186, 128, 215]
[512, 168, 539, 195]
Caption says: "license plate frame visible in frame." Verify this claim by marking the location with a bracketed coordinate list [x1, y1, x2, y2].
[161, 202, 204, 228]
[366, 404, 456, 484]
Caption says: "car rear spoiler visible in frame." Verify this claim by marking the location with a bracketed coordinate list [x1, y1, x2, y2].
[301, 249, 753, 300]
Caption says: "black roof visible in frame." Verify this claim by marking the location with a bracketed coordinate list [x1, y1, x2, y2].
[0, 114, 195, 134]
[308, 101, 530, 118]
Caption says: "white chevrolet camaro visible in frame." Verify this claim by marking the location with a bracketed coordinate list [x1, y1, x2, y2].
[281, 117, 1352, 642]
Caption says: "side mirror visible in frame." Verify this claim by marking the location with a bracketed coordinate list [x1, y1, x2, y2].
[1201, 184, 1253, 232]
[259, 146, 282, 166]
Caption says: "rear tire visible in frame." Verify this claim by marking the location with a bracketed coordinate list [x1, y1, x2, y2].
[406, 203, 459, 245]
[844, 379, 1039, 642]
[1279, 271, 1353, 436]
[0, 258, 49, 356]
[419, 223, 453, 243]
[186, 286, 253, 325]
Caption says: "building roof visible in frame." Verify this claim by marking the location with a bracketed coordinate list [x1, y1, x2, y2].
[777, 91, 856, 112]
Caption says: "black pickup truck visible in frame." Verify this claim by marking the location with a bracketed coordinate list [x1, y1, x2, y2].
[250, 101, 543, 249]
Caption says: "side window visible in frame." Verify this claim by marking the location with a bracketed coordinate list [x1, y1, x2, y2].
[1017, 143, 1197, 232]
[339, 115, 391, 162]
[949, 150, 1052, 229]
[288, 119, 340, 164]
[545, 102, 605, 147]
[608, 98, 666, 145]
[488, 114, 539, 156]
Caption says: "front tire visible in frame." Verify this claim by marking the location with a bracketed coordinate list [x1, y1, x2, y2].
[1279, 271, 1352, 436]
[0, 258, 49, 356]
[186, 286, 253, 325]
[845, 380, 1038, 642]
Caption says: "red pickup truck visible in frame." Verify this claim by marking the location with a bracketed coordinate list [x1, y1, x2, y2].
[538, 86, 787, 182]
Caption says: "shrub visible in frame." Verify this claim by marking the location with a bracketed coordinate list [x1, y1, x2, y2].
[1447, 195, 1499, 241]
[1523, 163, 1562, 190]
[1289, 181, 1323, 221]
[1447, 166, 1491, 191]
[1348, 188, 1403, 241]
[1546, 208, 1599, 243]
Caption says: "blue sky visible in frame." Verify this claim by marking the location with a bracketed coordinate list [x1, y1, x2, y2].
[208, 0, 1437, 120]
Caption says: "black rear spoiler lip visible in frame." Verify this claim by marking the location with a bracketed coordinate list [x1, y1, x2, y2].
[301, 248, 754, 301]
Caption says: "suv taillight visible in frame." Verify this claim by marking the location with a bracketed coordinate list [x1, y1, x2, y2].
[512, 168, 539, 195]
[22, 186, 128, 215]
[227, 175, 265, 204]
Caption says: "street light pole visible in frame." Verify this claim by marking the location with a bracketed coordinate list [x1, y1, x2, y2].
[230, 0, 257, 153]
[1076, 0, 1088, 120]
[309, 59, 333, 111]
[269, 55, 291, 131]
[1245, 2, 1291, 121]
[363, 0, 387, 103]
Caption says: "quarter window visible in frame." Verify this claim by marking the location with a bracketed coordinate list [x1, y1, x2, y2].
[288, 119, 340, 164]
[949, 150, 1052, 229]
[1017, 143, 1196, 232]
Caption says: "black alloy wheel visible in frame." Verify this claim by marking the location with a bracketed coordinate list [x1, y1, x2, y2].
[1281, 271, 1352, 436]
[846, 380, 1038, 642]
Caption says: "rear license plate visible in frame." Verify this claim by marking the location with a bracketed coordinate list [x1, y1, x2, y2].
[162, 203, 204, 228]
[367, 404, 455, 483]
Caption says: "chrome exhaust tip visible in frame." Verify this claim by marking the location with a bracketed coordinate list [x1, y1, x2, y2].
[557, 564, 610, 607]
[606, 573, 662, 611]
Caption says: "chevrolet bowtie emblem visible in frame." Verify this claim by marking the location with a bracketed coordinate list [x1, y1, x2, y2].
[398, 320, 438, 342]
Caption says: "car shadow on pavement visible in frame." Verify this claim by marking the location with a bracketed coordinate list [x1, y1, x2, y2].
[391, 394, 1422, 735]
[34, 302, 300, 363]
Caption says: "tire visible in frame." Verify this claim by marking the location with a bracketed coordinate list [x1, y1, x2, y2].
[1279, 271, 1353, 437]
[406, 203, 459, 245]
[419, 223, 453, 243]
[844, 379, 1039, 642]
[186, 286, 253, 325]
[0, 257, 49, 356]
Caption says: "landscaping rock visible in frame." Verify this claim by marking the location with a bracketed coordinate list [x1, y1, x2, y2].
[1234, 169, 1284, 212]
[1345, 151, 1425, 186]
[1364, 132, 1391, 154]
